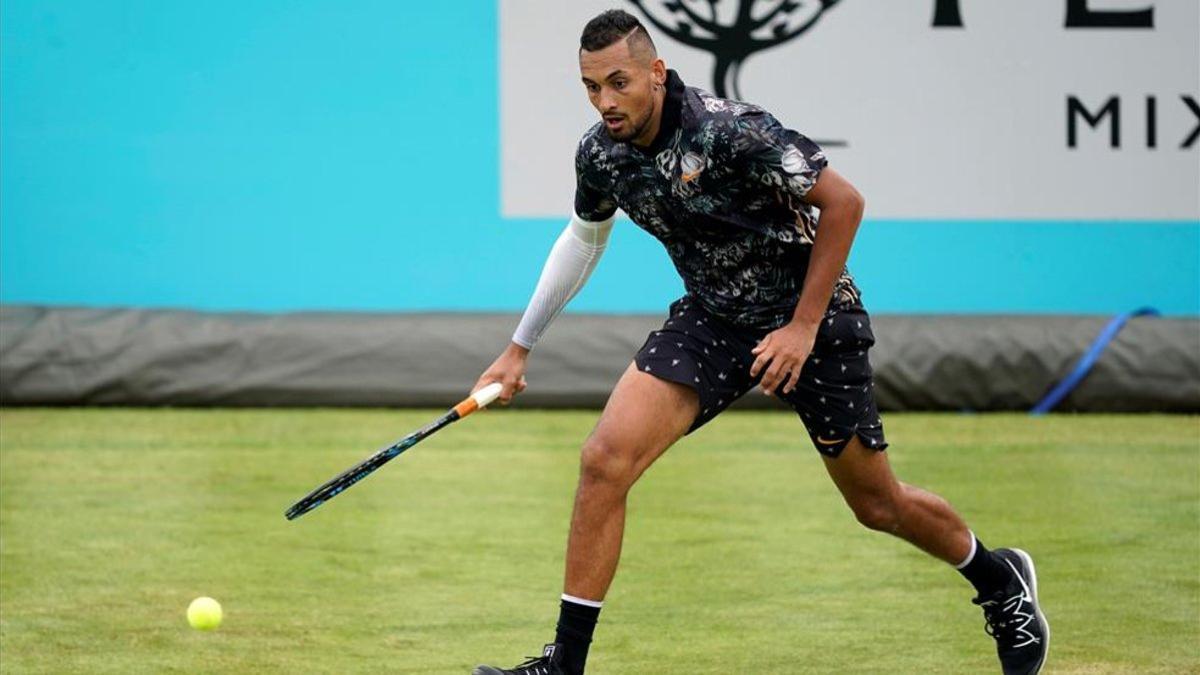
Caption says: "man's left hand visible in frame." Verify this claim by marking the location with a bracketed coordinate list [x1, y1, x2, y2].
[749, 320, 820, 396]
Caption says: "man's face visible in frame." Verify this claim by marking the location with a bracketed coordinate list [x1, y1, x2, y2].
[579, 39, 664, 143]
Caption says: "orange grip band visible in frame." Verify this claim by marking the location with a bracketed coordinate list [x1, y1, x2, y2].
[453, 398, 480, 417]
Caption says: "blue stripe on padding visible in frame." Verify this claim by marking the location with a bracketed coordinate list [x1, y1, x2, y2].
[1031, 307, 1161, 414]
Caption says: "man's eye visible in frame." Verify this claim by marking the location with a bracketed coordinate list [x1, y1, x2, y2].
[614, 80, 627, 89]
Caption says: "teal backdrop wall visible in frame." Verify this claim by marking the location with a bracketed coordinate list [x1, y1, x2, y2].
[3, 1, 1198, 315]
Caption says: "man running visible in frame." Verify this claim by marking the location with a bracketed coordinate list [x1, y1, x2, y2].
[471, 10, 1047, 675]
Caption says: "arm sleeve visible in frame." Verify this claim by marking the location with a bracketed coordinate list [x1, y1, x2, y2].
[729, 112, 828, 201]
[511, 212, 615, 350]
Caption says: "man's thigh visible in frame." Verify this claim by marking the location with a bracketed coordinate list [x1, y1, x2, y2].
[587, 362, 701, 479]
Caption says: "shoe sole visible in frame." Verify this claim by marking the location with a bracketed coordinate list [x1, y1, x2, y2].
[1009, 548, 1050, 675]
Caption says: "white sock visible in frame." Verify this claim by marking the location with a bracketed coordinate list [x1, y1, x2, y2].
[561, 593, 604, 609]
[953, 531, 978, 570]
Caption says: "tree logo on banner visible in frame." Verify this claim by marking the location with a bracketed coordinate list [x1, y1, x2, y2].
[626, 0, 842, 101]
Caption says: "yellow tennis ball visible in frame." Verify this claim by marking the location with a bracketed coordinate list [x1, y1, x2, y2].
[187, 597, 222, 631]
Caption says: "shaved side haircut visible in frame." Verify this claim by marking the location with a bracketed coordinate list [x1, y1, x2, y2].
[580, 9, 657, 62]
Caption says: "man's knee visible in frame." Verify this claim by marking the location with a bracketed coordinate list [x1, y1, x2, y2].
[847, 492, 902, 533]
[579, 435, 637, 490]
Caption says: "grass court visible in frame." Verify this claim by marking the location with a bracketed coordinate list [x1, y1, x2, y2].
[1, 409, 1197, 673]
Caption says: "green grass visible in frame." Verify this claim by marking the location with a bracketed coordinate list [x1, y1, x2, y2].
[1, 409, 1197, 674]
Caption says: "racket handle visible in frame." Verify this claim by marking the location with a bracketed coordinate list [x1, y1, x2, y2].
[453, 382, 505, 417]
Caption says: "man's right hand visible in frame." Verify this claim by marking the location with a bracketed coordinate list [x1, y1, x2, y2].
[472, 342, 530, 405]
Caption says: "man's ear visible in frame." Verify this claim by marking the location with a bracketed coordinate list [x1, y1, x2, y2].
[652, 59, 666, 87]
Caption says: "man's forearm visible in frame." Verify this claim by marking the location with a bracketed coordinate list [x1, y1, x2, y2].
[792, 197, 865, 325]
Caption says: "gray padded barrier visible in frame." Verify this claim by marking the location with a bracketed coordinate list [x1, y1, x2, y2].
[1, 305, 1196, 411]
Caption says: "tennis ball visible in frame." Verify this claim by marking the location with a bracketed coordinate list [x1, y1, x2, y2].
[187, 596, 222, 630]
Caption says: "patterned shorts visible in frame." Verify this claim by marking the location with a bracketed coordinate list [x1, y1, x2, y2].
[633, 296, 887, 458]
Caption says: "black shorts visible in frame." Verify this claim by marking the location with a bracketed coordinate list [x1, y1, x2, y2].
[634, 296, 887, 458]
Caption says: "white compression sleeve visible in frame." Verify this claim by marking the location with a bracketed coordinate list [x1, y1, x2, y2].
[511, 212, 615, 350]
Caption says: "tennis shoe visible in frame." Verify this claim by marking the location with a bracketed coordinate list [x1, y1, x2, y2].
[472, 643, 566, 675]
[974, 548, 1049, 674]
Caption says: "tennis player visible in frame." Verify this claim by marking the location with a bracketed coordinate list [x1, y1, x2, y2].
[471, 10, 1047, 674]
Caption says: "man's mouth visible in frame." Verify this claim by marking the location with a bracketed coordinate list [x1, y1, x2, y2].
[604, 115, 625, 130]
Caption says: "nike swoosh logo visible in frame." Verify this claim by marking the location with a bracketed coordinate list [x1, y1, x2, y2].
[816, 436, 844, 446]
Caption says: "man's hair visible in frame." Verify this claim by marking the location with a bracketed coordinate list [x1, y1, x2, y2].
[580, 9, 656, 58]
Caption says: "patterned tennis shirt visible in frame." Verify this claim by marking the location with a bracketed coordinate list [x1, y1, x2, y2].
[574, 69, 861, 330]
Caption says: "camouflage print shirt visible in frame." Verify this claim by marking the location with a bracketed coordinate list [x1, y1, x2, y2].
[574, 70, 861, 330]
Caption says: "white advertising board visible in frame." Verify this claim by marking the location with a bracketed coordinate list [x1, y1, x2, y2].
[501, 0, 1200, 220]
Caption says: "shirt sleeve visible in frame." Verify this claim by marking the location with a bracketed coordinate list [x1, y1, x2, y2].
[728, 112, 828, 202]
[573, 138, 619, 222]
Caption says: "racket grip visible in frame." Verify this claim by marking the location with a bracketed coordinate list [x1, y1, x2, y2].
[453, 382, 505, 417]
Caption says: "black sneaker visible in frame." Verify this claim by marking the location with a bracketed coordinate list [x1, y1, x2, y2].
[973, 548, 1049, 674]
[472, 644, 566, 675]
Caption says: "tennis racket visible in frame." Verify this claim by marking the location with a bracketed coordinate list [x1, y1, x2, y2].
[285, 382, 504, 520]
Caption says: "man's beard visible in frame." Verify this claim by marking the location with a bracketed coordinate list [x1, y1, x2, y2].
[606, 108, 653, 142]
